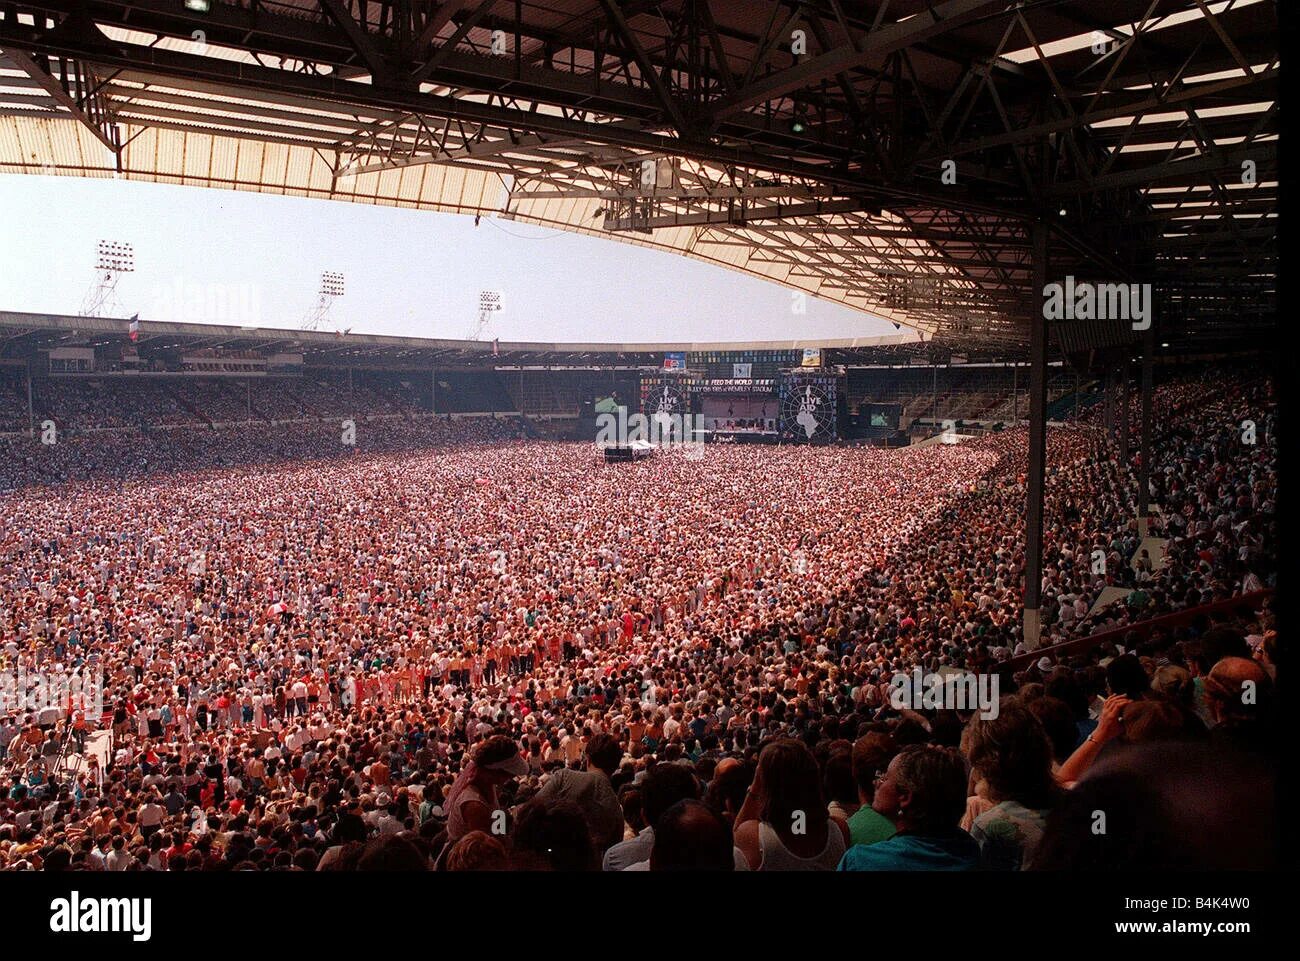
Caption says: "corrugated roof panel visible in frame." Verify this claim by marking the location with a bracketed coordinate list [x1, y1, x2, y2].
[232, 136, 266, 190]
[395, 165, 423, 203]
[208, 135, 239, 187]
[282, 147, 318, 198]
[0, 116, 24, 166]
[182, 131, 212, 180]
[369, 167, 396, 206]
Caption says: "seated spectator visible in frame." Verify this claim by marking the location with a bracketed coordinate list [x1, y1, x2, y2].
[838, 745, 978, 871]
[734, 738, 849, 871]
[510, 798, 597, 871]
[1203, 657, 1276, 758]
[444, 830, 508, 871]
[603, 762, 697, 871]
[846, 733, 897, 848]
[1030, 742, 1278, 870]
[959, 700, 1060, 870]
[649, 800, 735, 872]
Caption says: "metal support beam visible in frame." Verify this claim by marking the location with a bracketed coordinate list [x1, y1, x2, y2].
[707, 0, 1004, 120]
[318, 0, 393, 83]
[596, 0, 687, 132]
[4, 49, 121, 154]
[1023, 220, 1049, 651]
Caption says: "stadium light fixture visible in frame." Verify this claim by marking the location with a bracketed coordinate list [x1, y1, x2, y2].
[320, 271, 345, 297]
[95, 240, 135, 273]
[81, 239, 135, 317]
[301, 271, 344, 330]
[184, 0, 212, 12]
[790, 116, 807, 134]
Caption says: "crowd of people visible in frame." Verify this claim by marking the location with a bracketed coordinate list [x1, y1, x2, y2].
[0, 415, 529, 492]
[0, 365, 1279, 871]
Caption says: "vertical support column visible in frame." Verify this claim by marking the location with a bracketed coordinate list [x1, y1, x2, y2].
[1024, 221, 1049, 651]
[1138, 328, 1154, 535]
[1012, 363, 1018, 423]
[931, 363, 937, 430]
[1103, 367, 1115, 435]
[1119, 361, 1131, 463]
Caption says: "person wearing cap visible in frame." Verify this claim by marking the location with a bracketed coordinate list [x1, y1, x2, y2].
[443, 734, 527, 844]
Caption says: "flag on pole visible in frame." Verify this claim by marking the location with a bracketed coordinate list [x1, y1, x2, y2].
[492, 338, 500, 357]
[128, 314, 140, 342]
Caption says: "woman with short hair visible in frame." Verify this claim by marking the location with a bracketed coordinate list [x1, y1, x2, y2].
[838, 744, 978, 871]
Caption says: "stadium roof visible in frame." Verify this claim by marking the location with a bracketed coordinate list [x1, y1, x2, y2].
[0, 1, 1278, 351]
[2, 307, 950, 366]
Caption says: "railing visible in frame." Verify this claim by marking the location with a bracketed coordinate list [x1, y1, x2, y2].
[998, 589, 1272, 675]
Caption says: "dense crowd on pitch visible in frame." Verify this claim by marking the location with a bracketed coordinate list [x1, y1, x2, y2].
[0, 367, 1279, 870]
[0, 416, 528, 493]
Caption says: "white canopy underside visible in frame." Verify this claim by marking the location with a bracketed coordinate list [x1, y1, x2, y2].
[0, 113, 937, 339]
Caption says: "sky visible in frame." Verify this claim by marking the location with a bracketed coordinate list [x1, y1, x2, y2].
[0, 174, 900, 344]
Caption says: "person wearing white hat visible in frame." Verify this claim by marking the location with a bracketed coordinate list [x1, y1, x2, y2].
[443, 735, 528, 844]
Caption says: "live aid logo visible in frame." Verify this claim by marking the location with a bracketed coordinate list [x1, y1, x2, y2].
[49, 892, 152, 942]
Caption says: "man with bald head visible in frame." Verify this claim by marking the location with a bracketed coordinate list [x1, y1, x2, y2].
[713, 756, 742, 779]
[650, 800, 735, 871]
[1203, 656, 1276, 758]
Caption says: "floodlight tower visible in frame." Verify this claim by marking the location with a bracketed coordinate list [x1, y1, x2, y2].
[301, 271, 345, 331]
[80, 240, 134, 317]
[470, 289, 502, 340]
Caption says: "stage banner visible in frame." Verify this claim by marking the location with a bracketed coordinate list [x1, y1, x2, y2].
[664, 351, 686, 370]
[732, 362, 752, 378]
[779, 370, 838, 443]
[691, 377, 776, 394]
[640, 375, 693, 418]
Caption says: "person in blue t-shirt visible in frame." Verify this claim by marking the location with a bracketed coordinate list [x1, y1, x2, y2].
[838, 744, 979, 871]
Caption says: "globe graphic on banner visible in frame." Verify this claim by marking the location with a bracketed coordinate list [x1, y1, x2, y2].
[782, 382, 833, 441]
